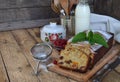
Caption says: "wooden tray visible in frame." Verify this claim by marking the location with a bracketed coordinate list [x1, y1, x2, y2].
[48, 45, 120, 82]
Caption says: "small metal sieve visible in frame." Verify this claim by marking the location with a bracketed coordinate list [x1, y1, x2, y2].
[31, 43, 52, 75]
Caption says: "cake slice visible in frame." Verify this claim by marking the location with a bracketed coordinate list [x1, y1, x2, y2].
[57, 43, 94, 72]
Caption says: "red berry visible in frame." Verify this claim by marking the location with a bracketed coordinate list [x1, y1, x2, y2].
[53, 39, 67, 49]
[53, 60, 58, 65]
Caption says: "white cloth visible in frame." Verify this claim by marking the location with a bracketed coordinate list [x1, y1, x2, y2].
[90, 13, 120, 43]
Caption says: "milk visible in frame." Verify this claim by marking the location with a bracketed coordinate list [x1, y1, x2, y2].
[75, 0, 90, 34]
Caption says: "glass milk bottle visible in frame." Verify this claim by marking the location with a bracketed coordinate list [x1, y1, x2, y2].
[75, 0, 90, 34]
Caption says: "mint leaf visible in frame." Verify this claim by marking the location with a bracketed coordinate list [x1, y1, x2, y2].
[87, 30, 95, 45]
[72, 32, 86, 43]
[93, 33, 109, 48]
[71, 31, 108, 48]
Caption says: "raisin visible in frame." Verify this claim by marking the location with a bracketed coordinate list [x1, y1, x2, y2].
[59, 56, 64, 59]
[80, 66, 86, 71]
[65, 60, 72, 64]
[68, 60, 72, 63]
[59, 62, 63, 64]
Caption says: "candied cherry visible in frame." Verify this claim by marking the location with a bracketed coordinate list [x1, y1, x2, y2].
[53, 60, 58, 65]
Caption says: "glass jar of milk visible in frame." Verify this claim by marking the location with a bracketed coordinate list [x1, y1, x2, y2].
[75, 0, 90, 34]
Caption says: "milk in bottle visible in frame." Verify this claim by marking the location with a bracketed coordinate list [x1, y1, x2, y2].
[75, 0, 90, 34]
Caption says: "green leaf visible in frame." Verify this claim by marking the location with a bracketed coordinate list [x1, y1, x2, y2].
[87, 30, 95, 45]
[89, 38, 95, 45]
[72, 32, 86, 43]
[93, 33, 109, 48]
[71, 31, 109, 48]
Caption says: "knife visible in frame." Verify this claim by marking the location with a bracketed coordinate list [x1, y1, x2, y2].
[92, 55, 120, 82]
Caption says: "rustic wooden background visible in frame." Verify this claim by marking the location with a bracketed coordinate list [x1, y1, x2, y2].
[0, 0, 58, 22]
[93, 0, 120, 20]
[0, 0, 119, 31]
[0, 0, 59, 31]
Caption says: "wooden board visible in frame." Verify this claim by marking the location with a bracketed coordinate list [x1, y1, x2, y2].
[48, 45, 120, 82]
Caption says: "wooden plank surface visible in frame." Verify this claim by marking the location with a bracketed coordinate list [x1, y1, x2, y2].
[0, 28, 119, 82]
[0, 52, 9, 82]
[27, 28, 42, 43]
[102, 71, 120, 82]
[0, 31, 40, 82]
[11, 29, 70, 82]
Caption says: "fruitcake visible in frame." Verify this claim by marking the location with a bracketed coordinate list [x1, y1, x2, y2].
[57, 43, 94, 72]
[56, 30, 114, 72]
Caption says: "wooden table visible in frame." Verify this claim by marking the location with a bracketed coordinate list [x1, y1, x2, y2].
[0, 27, 120, 82]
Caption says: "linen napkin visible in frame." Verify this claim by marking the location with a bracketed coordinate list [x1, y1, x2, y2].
[90, 13, 120, 43]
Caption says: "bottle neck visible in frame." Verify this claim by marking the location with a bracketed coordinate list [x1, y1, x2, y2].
[78, 0, 88, 5]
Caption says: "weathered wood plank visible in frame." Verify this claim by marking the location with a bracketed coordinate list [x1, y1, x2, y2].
[102, 71, 120, 82]
[93, 0, 120, 20]
[32, 27, 41, 39]
[0, 0, 51, 9]
[0, 7, 58, 23]
[114, 45, 120, 72]
[27, 28, 42, 43]
[0, 52, 9, 82]
[0, 0, 58, 29]
[0, 31, 40, 82]
[115, 65, 120, 73]
[0, 18, 59, 31]
[112, 0, 120, 20]
[11, 29, 70, 82]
